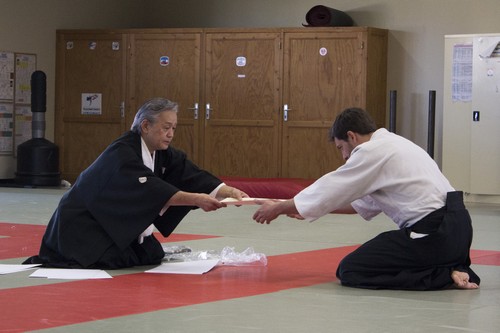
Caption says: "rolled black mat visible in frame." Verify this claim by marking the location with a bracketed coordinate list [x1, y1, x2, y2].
[303, 5, 353, 27]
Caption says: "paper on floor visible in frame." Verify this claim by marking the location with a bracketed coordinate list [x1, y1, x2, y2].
[29, 268, 112, 279]
[145, 259, 219, 274]
[0, 264, 41, 275]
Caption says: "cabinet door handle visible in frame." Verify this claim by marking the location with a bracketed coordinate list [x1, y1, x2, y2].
[206, 103, 212, 120]
[283, 104, 292, 121]
[188, 103, 199, 120]
[120, 101, 125, 118]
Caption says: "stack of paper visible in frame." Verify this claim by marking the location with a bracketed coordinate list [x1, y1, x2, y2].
[145, 259, 219, 275]
[29, 268, 112, 279]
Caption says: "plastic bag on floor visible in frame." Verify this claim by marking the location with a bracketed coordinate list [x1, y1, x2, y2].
[219, 246, 267, 266]
[163, 245, 192, 256]
[163, 246, 267, 266]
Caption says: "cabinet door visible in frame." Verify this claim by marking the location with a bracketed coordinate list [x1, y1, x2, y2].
[128, 32, 202, 164]
[282, 31, 364, 179]
[471, 36, 500, 194]
[442, 36, 473, 192]
[55, 32, 127, 183]
[203, 32, 281, 177]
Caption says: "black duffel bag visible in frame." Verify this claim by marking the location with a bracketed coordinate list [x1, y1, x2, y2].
[303, 5, 354, 27]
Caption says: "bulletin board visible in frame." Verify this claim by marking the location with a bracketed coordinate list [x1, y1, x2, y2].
[0, 51, 36, 156]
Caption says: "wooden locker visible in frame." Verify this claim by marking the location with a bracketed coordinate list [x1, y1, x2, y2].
[282, 27, 387, 179]
[128, 30, 203, 164]
[55, 27, 387, 182]
[202, 30, 281, 177]
[55, 31, 127, 183]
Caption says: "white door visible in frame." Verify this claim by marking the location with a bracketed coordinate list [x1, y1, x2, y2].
[471, 36, 500, 194]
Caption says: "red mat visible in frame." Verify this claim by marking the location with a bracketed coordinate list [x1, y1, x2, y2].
[1, 222, 499, 332]
[0, 222, 219, 260]
[2, 222, 499, 266]
[470, 249, 500, 266]
[0, 246, 356, 332]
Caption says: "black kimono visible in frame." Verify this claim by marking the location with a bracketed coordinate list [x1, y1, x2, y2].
[25, 131, 221, 269]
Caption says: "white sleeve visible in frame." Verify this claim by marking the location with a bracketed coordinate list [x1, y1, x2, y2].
[294, 144, 387, 221]
[209, 182, 226, 198]
[351, 196, 382, 221]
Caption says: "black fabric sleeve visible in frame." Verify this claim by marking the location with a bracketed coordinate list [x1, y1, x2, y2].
[158, 147, 222, 193]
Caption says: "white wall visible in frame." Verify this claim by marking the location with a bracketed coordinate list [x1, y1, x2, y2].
[0, 0, 143, 178]
[1, 0, 499, 179]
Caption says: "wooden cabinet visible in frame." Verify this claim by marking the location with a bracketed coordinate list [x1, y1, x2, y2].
[282, 28, 387, 178]
[202, 30, 282, 177]
[55, 31, 127, 182]
[128, 30, 203, 163]
[55, 27, 387, 183]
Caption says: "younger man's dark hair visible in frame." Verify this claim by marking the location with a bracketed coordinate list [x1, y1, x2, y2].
[329, 107, 377, 141]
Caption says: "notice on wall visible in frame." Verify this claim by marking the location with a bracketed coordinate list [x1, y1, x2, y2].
[15, 54, 36, 104]
[0, 103, 13, 154]
[452, 43, 473, 102]
[0, 51, 14, 101]
[0, 50, 36, 156]
[81, 93, 102, 115]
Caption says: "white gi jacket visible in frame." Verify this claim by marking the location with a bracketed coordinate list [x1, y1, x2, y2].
[294, 128, 454, 228]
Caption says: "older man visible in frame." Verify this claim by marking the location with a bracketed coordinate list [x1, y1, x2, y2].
[25, 98, 247, 269]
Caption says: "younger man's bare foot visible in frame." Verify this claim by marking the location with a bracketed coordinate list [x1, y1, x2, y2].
[451, 270, 479, 289]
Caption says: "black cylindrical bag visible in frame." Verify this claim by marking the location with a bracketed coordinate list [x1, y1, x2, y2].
[304, 5, 354, 27]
